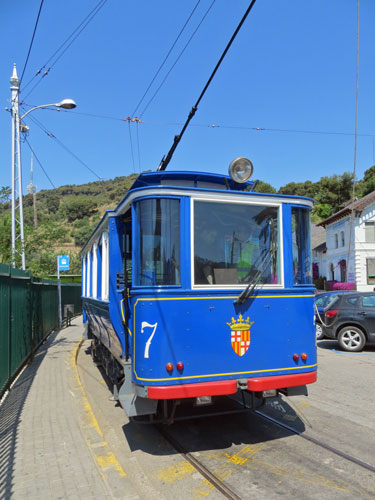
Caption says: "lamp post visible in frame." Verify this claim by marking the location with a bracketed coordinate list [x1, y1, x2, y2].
[9, 63, 76, 270]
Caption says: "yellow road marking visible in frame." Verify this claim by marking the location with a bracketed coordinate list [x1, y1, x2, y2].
[70, 341, 126, 478]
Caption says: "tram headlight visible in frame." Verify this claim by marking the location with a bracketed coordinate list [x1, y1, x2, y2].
[228, 157, 254, 183]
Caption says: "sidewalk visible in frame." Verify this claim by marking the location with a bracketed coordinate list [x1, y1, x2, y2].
[0, 318, 113, 500]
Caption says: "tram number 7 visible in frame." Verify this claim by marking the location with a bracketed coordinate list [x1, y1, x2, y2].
[141, 321, 158, 359]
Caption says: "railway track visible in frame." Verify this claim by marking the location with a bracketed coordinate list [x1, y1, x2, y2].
[157, 424, 243, 500]
[157, 404, 375, 500]
[254, 409, 375, 474]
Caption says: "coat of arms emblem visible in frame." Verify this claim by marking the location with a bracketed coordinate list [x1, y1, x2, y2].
[227, 314, 254, 356]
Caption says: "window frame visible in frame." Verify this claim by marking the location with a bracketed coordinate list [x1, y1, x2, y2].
[133, 196, 182, 288]
[191, 196, 284, 289]
[101, 232, 109, 301]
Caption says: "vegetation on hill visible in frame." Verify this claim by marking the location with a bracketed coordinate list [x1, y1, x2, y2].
[0, 166, 374, 277]
[0, 174, 137, 277]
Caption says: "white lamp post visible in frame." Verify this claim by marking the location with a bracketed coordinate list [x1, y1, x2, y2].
[9, 63, 76, 270]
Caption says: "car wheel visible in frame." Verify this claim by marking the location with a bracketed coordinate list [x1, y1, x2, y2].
[338, 326, 366, 352]
[316, 322, 324, 340]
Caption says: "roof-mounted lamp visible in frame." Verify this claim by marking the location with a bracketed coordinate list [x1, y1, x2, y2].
[228, 157, 254, 183]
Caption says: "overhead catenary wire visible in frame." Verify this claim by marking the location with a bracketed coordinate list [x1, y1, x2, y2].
[19, 0, 45, 86]
[131, 0, 202, 118]
[24, 137, 56, 189]
[139, 0, 216, 118]
[346, 0, 360, 283]
[18, 105, 375, 138]
[22, 0, 108, 99]
[157, 0, 258, 171]
[24, 112, 104, 181]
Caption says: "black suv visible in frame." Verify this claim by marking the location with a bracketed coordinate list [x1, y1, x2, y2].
[324, 292, 375, 352]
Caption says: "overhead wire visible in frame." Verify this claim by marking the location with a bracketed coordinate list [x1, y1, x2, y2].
[127, 121, 136, 173]
[158, 0, 257, 171]
[32, 105, 375, 139]
[346, 0, 360, 282]
[19, 0, 45, 86]
[136, 121, 141, 172]
[140, 0, 216, 118]
[131, 0, 202, 118]
[24, 137, 56, 189]
[23, 112, 104, 180]
[22, 0, 108, 99]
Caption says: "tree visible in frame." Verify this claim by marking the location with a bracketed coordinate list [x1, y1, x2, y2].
[0, 213, 11, 263]
[252, 180, 276, 194]
[0, 186, 11, 204]
[60, 197, 98, 222]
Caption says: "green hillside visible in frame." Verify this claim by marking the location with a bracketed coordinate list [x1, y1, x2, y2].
[0, 165, 374, 277]
[0, 174, 138, 276]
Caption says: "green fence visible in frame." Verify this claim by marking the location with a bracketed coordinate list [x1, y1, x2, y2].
[0, 263, 82, 398]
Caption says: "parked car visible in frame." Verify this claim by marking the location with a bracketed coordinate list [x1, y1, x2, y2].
[314, 291, 345, 340]
[323, 292, 375, 352]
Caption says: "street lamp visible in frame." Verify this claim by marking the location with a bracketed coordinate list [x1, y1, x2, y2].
[10, 63, 77, 270]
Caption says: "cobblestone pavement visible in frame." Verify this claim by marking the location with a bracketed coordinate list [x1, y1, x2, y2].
[0, 318, 113, 500]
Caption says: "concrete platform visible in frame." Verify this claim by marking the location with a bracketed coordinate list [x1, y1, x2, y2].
[0, 317, 130, 500]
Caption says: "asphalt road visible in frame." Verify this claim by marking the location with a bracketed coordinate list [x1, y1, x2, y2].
[77, 340, 375, 499]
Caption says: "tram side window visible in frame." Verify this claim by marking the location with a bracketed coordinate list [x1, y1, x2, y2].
[92, 244, 98, 299]
[194, 201, 280, 286]
[135, 198, 180, 286]
[292, 207, 312, 285]
[86, 252, 91, 297]
[82, 256, 86, 296]
[101, 232, 109, 300]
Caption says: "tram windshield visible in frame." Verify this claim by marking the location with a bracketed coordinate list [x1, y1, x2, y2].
[193, 200, 280, 286]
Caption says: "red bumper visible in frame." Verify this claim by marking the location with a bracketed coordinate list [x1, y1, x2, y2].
[147, 371, 317, 400]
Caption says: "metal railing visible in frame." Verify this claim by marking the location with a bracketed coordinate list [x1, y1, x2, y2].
[0, 263, 81, 398]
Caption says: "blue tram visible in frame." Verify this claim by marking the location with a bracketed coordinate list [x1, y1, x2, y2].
[81, 161, 317, 421]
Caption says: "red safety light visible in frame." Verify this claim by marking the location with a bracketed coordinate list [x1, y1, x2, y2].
[325, 309, 338, 319]
[176, 362, 184, 371]
[301, 352, 308, 361]
[293, 353, 300, 361]
[166, 363, 174, 372]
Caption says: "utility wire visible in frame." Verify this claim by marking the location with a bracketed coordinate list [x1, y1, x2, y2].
[24, 113, 104, 180]
[24, 137, 56, 189]
[346, 0, 360, 282]
[140, 0, 216, 118]
[20, 0, 45, 86]
[131, 0, 201, 118]
[128, 121, 136, 173]
[136, 121, 141, 172]
[33, 105, 375, 138]
[158, 0, 257, 171]
[22, 0, 108, 98]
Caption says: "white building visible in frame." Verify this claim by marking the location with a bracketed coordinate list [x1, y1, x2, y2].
[317, 191, 375, 291]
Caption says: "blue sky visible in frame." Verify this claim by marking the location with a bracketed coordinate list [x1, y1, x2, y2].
[1, 0, 374, 194]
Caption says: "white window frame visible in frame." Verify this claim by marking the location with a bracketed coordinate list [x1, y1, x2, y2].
[86, 252, 91, 297]
[82, 256, 86, 296]
[190, 195, 284, 289]
[101, 232, 109, 301]
[92, 243, 98, 299]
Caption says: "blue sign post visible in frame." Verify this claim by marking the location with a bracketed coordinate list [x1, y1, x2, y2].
[58, 255, 70, 271]
[57, 255, 70, 328]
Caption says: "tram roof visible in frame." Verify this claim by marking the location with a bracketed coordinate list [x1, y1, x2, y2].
[128, 171, 254, 192]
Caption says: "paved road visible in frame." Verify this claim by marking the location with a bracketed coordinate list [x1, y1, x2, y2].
[1, 319, 374, 499]
[77, 336, 375, 499]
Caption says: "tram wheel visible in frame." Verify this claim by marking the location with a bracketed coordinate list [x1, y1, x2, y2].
[338, 326, 366, 352]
